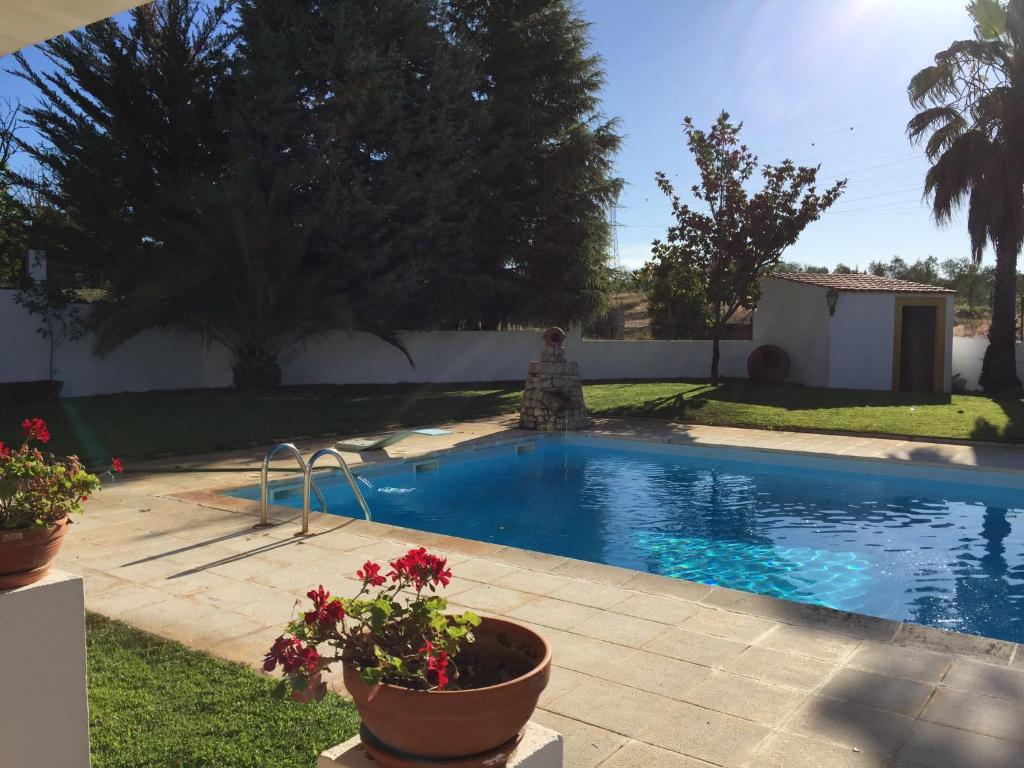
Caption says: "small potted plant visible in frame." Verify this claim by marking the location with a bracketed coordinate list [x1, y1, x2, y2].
[263, 548, 551, 762]
[0, 417, 122, 588]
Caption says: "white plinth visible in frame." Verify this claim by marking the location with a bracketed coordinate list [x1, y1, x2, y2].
[318, 722, 563, 767]
[0, 569, 91, 767]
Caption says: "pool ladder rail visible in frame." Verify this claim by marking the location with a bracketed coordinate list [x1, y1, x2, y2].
[258, 443, 372, 534]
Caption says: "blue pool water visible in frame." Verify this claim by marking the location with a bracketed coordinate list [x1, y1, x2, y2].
[235, 436, 1024, 643]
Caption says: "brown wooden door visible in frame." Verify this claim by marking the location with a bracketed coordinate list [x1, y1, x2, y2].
[899, 305, 936, 391]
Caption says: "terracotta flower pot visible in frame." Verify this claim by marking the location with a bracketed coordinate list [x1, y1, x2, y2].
[0, 516, 69, 590]
[343, 617, 551, 760]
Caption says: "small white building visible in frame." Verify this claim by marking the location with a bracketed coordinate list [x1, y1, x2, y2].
[752, 273, 956, 393]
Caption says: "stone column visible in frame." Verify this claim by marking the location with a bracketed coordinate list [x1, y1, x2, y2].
[519, 327, 588, 431]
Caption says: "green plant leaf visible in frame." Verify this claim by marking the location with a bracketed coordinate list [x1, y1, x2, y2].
[971, 0, 1007, 38]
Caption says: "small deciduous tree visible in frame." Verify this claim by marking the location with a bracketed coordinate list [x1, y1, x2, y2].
[14, 264, 85, 381]
[646, 112, 845, 383]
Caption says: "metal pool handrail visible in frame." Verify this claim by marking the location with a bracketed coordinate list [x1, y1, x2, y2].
[258, 443, 328, 527]
[302, 448, 373, 533]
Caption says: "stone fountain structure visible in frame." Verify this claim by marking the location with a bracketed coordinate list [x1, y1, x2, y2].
[519, 327, 588, 431]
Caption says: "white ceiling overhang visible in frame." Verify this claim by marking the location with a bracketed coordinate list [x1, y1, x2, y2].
[1, 1, 153, 57]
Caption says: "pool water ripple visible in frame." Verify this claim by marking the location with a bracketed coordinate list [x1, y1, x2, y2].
[234, 436, 1024, 643]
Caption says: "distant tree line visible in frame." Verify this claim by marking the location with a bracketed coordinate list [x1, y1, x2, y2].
[1, 0, 622, 387]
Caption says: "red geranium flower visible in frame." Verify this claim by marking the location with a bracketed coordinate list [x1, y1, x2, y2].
[420, 640, 450, 689]
[263, 635, 320, 674]
[304, 585, 344, 627]
[388, 548, 452, 590]
[111, 457, 124, 474]
[0, 442, 9, 460]
[357, 560, 386, 587]
[21, 418, 50, 444]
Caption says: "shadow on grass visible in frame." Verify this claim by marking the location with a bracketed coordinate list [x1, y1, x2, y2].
[970, 395, 1024, 442]
[0, 382, 524, 464]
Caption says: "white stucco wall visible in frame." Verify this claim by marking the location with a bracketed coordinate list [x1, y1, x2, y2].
[752, 278, 831, 387]
[0, 291, 232, 395]
[826, 292, 954, 393]
[941, 295, 955, 394]
[952, 335, 1024, 391]
[757, 280, 954, 393]
[0, 292, 753, 396]
[828, 292, 895, 391]
[0, 286, 962, 397]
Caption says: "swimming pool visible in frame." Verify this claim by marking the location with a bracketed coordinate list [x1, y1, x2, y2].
[233, 435, 1024, 643]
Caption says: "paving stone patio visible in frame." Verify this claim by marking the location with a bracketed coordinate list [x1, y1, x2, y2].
[58, 418, 1024, 768]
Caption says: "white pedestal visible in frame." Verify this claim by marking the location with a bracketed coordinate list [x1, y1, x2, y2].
[0, 569, 91, 767]
[318, 722, 563, 767]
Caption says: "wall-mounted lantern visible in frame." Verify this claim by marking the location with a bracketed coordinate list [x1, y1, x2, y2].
[826, 287, 839, 318]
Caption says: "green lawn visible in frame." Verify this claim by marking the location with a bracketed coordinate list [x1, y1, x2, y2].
[584, 380, 1024, 443]
[1, 380, 1021, 465]
[0, 383, 522, 464]
[87, 613, 359, 768]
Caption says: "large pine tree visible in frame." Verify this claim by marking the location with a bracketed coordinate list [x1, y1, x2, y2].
[12, 0, 233, 290]
[12, 0, 622, 384]
[445, 0, 623, 328]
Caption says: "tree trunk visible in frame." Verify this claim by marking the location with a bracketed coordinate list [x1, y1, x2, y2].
[232, 347, 282, 389]
[710, 329, 721, 385]
[980, 238, 1021, 392]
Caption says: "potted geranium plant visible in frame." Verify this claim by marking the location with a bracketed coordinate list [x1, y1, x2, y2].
[264, 547, 551, 763]
[0, 417, 122, 588]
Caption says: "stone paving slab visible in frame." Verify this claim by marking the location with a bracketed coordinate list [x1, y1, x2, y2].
[55, 418, 1024, 768]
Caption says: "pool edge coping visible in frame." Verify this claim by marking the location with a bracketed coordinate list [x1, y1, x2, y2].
[169, 461, 1022, 671]
[149, 419, 1022, 669]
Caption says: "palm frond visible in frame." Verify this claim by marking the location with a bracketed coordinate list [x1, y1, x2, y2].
[923, 130, 995, 223]
[356, 323, 415, 368]
[967, 184, 995, 263]
[925, 117, 968, 160]
[937, 38, 1010, 73]
[907, 106, 965, 145]
[970, 0, 1008, 39]
[908, 63, 955, 108]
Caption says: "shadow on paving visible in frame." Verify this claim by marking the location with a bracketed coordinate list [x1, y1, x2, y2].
[810, 662, 1020, 767]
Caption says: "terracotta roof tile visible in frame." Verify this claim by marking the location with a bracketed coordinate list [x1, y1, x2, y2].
[770, 272, 954, 293]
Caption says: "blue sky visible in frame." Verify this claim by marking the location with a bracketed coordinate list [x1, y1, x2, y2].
[1, 0, 975, 272]
[582, 0, 973, 271]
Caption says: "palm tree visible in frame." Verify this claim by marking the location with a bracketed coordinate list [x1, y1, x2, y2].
[908, 0, 1024, 391]
[90, 163, 410, 388]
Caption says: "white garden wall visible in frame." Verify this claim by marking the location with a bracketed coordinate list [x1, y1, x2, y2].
[0, 288, 1005, 397]
[0, 291, 751, 397]
[952, 336, 1024, 391]
[0, 291, 233, 394]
